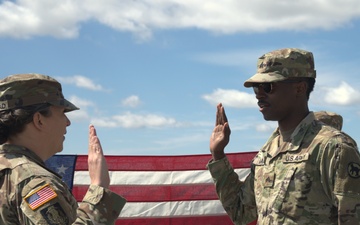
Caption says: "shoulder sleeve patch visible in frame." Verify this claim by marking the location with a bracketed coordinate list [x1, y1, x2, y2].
[348, 162, 360, 178]
[40, 202, 69, 225]
[24, 184, 57, 210]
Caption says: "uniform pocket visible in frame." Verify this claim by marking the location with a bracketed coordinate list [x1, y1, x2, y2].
[272, 167, 297, 211]
[272, 164, 313, 220]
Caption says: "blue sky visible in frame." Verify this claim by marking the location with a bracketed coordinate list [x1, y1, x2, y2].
[1, 0, 360, 156]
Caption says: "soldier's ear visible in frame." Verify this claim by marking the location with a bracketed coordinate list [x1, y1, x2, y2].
[296, 81, 307, 97]
[32, 112, 43, 129]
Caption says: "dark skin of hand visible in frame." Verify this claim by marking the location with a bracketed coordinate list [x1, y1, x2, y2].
[210, 103, 231, 161]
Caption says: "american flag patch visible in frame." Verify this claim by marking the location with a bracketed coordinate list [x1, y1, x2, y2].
[24, 184, 57, 210]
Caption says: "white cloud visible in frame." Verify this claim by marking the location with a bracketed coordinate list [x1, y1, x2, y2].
[67, 109, 89, 122]
[91, 111, 179, 128]
[202, 88, 257, 108]
[68, 95, 95, 108]
[65, 95, 94, 121]
[62, 94, 186, 129]
[323, 81, 360, 105]
[56, 75, 104, 91]
[154, 133, 207, 147]
[89, 117, 118, 128]
[1, 0, 360, 40]
[255, 122, 276, 133]
[0, 0, 88, 39]
[122, 95, 141, 108]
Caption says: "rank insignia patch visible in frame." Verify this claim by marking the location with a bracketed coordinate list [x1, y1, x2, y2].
[24, 184, 58, 210]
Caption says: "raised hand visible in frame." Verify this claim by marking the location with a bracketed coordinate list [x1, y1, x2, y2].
[88, 124, 110, 188]
[210, 103, 231, 160]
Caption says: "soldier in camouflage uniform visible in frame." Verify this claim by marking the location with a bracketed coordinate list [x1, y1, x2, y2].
[207, 48, 360, 224]
[0, 74, 126, 224]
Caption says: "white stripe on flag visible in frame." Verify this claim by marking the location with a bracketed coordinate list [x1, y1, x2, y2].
[74, 168, 250, 185]
[120, 200, 226, 218]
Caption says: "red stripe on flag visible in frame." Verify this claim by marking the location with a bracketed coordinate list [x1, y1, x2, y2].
[74, 152, 255, 171]
[115, 215, 257, 225]
[116, 215, 234, 225]
[72, 183, 220, 202]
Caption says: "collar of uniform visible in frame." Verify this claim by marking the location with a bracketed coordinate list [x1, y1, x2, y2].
[259, 127, 280, 155]
[260, 112, 315, 153]
[287, 112, 316, 151]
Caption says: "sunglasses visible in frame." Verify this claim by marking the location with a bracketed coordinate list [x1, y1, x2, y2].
[252, 83, 274, 94]
[252, 80, 304, 94]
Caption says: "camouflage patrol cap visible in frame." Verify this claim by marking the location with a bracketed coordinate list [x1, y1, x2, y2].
[314, 111, 343, 130]
[244, 48, 316, 87]
[0, 73, 79, 112]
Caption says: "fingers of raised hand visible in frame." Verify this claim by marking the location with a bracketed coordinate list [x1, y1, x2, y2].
[89, 125, 103, 154]
[87, 125, 110, 187]
[215, 103, 228, 126]
[89, 136, 102, 154]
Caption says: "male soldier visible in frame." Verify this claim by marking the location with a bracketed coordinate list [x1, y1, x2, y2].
[0, 73, 126, 224]
[208, 48, 360, 224]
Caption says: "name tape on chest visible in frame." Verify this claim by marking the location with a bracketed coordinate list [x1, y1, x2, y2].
[284, 153, 309, 163]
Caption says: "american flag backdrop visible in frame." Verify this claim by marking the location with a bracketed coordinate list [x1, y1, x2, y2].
[45, 152, 257, 225]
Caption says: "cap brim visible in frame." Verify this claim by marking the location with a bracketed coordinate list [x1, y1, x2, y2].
[49, 99, 79, 112]
[243, 72, 287, 87]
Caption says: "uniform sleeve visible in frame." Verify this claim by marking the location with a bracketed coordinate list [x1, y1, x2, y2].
[19, 177, 126, 225]
[75, 184, 126, 224]
[207, 157, 257, 225]
[321, 135, 360, 224]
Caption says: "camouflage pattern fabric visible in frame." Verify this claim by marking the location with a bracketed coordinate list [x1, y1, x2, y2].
[0, 73, 78, 112]
[208, 112, 360, 224]
[0, 145, 126, 225]
[244, 48, 316, 87]
[315, 111, 343, 131]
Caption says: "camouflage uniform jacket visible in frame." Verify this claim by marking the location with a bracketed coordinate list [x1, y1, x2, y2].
[208, 112, 360, 224]
[0, 144, 126, 225]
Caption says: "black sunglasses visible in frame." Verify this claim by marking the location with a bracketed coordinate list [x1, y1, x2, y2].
[252, 80, 304, 94]
[252, 83, 273, 94]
